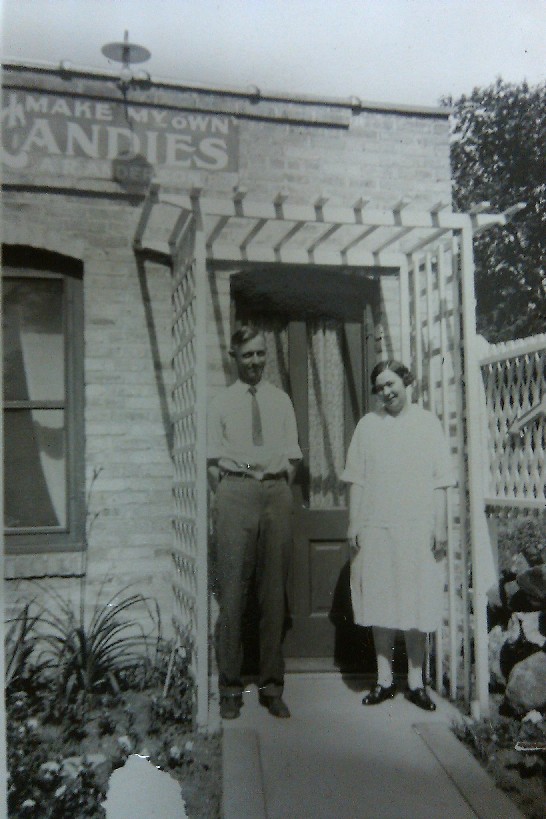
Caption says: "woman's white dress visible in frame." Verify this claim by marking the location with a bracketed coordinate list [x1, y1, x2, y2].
[341, 404, 453, 632]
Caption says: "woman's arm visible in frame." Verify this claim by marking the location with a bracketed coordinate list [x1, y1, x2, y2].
[347, 482, 365, 552]
[432, 487, 448, 560]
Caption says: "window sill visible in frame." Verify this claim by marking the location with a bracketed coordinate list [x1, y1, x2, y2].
[4, 550, 86, 579]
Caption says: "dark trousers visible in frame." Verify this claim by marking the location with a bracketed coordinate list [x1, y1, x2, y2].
[215, 475, 293, 699]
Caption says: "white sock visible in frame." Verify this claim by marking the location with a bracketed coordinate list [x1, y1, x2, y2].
[373, 626, 395, 687]
[405, 629, 426, 690]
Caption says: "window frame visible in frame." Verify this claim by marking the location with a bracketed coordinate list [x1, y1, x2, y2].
[3, 249, 85, 554]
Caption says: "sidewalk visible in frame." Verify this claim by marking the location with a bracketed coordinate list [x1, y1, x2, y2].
[222, 673, 525, 819]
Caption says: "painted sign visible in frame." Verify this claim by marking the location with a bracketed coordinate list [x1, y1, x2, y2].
[1, 89, 239, 181]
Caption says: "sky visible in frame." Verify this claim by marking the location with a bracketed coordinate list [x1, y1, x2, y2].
[1, 0, 545, 107]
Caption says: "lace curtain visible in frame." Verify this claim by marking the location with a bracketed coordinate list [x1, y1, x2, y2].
[261, 317, 346, 510]
[307, 320, 346, 508]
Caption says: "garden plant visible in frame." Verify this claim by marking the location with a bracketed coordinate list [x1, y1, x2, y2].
[453, 516, 545, 819]
[5, 583, 221, 818]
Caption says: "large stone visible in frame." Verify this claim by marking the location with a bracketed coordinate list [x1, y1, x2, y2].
[504, 613, 522, 644]
[505, 651, 546, 715]
[487, 581, 503, 611]
[516, 564, 546, 608]
[510, 552, 530, 575]
[503, 579, 526, 610]
[500, 614, 540, 679]
[518, 612, 546, 647]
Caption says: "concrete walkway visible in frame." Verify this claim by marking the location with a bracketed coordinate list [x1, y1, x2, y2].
[222, 673, 525, 819]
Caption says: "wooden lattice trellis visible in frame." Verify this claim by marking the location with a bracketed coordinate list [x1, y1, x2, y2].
[480, 335, 546, 509]
[170, 214, 209, 727]
[134, 186, 525, 722]
[407, 241, 469, 701]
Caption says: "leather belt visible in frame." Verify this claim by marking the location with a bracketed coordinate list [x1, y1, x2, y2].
[220, 471, 287, 482]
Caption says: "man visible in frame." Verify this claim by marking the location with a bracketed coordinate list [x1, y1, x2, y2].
[208, 326, 302, 719]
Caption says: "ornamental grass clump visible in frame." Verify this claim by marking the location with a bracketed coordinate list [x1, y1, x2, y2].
[36, 581, 161, 704]
[5, 599, 46, 694]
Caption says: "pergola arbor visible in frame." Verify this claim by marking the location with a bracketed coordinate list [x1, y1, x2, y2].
[134, 186, 524, 727]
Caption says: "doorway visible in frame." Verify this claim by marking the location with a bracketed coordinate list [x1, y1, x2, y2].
[232, 265, 380, 671]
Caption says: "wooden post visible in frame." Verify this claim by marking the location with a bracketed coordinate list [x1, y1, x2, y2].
[0, 322, 6, 819]
[409, 254, 424, 406]
[437, 247, 457, 698]
[399, 257, 411, 364]
[451, 238, 471, 704]
[460, 223, 496, 718]
[424, 253, 435, 412]
[194, 220, 210, 730]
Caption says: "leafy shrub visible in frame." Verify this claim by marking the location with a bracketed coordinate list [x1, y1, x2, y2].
[97, 711, 116, 737]
[498, 517, 545, 574]
[453, 713, 546, 778]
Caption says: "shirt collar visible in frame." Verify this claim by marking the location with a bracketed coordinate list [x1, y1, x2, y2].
[235, 378, 264, 393]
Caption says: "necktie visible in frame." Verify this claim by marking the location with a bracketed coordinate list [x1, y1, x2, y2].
[249, 386, 263, 445]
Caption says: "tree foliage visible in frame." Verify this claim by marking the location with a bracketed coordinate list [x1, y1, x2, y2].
[448, 79, 545, 341]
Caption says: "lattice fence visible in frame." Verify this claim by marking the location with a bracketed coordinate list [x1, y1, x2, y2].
[480, 335, 546, 511]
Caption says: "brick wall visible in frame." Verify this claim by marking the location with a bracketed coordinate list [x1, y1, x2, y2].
[238, 111, 450, 206]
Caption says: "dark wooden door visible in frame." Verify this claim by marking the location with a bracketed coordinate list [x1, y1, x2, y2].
[283, 320, 373, 669]
[232, 267, 379, 670]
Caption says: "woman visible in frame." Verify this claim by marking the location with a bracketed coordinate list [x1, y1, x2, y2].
[341, 360, 453, 711]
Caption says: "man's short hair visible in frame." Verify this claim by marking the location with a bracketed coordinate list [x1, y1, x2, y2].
[370, 359, 415, 393]
[230, 324, 264, 353]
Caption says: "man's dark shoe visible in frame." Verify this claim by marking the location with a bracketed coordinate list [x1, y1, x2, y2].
[404, 687, 436, 711]
[362, 682, 397, 705]
[220, 695, 242, 720]
[259, 693, 291, 718]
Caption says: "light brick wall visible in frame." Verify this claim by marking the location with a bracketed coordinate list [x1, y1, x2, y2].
[3, 193, 176, 629]
[237, 111, 450, 206]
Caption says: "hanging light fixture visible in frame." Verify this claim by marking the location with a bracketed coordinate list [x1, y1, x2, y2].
[101, 30, 151, 94]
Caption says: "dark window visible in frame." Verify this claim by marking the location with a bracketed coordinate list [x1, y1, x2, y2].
[2, 247, 84, 553]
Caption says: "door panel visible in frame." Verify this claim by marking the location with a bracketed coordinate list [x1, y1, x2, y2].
[284, 507, 349, 654]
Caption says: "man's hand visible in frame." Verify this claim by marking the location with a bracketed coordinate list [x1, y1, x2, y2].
[347, 524, 360, 553]
[432, 535, 447, 562]
[207, 464, 220, 494]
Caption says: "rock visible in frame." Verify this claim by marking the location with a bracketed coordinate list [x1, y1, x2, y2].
[522, 709, 543, 724]
[504, 613, 522, 644]
[505, 651, 546, 715]
[503, 580, 521, 608]
[516, 564, 546, 608]
[487, 582, 503, 610]
[488, 625, 506, 687]
[517, 612, 546, 647]
[500, 614, 540, 679]
[510, 552, 530, 575]
[104, 754, 188, 819]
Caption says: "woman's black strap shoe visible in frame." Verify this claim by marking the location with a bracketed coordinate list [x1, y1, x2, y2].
[362, 683, 397, 705]
[404, 687, 436, 711]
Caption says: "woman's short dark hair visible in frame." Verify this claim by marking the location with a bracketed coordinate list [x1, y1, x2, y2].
[230, 324, 263, 354]
[370, 359, 415, 393]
